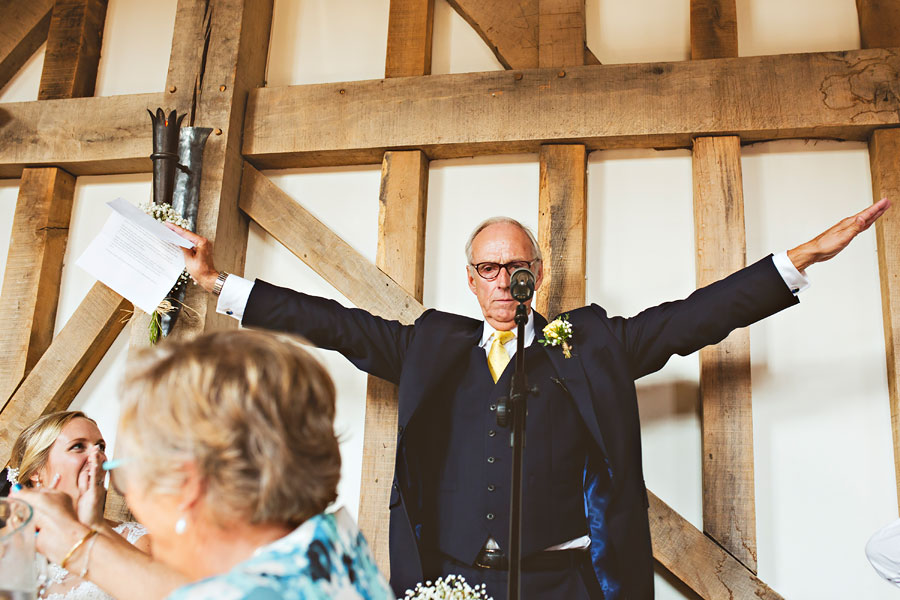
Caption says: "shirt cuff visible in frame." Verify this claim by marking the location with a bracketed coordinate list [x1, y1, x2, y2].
[772, 250, 809, 294]
[216, 274, 254, 321]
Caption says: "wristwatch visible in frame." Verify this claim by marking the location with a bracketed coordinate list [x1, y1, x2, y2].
[212, 271, 229, 296]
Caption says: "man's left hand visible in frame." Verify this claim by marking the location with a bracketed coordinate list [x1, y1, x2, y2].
[787, 198, 891, 271]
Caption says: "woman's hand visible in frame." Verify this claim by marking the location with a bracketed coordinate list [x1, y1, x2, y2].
[76, 445, 107, 527]
[11, 486, 91, 565]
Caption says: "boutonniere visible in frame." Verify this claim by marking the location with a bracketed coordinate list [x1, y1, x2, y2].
[539, 314, 574, 358]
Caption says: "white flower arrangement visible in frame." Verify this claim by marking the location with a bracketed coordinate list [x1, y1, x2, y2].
[138, 201, 194, 343]
[539, 314, 574, 358]
[403, 575, 493, 600]
[6, 466, 19, 485]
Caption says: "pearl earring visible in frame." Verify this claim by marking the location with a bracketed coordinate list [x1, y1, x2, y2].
[175, 517, 187, 535]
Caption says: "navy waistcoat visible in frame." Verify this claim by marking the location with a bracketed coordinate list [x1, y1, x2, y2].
[425, 340, 598, 564]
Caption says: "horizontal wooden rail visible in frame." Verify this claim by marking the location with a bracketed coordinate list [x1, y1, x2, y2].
[243, 47, 900, 169]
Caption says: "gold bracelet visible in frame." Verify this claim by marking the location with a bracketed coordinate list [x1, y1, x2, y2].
[60, 529, 98, 570]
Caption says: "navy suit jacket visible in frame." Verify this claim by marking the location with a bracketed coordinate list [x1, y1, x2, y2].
[243, 255, 799, 599]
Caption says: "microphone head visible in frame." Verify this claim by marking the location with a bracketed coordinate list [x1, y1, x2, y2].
[510, 267, 535, 302]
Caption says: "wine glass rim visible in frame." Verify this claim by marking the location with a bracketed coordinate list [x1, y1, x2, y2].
[0, 497, 34, 542]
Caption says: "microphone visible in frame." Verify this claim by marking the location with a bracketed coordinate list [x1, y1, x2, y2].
[510, 268, 535, 303]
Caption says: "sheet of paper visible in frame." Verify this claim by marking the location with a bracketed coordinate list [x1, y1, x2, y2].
[108, 197, 195, 249]
[76, 202, 189, 314]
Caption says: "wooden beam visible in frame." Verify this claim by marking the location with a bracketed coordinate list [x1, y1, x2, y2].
[151, 0, 273, 338]
[0, 0, 54, 91]
[690, 0, 737, 60]
[0, 283, 131, 462]
[649, 491, 784, 599]
[359, 5, 433, 574]
[0, 168, 75, 410]
[238, 163, 426, 324]
[689, 1, 758, 577]
[538, 0, 586, 69]
[857, 0, 900, 49]
[385, 0, 434, 78]
[445, 0, 599, 69]
[359, 150, 429, 574]
[38, 0, 108, 100]
[535, 2, 586, 320]
[536, 145, 586, 318]
[692, 135, 756, 573]
[869, 128, 900, 510]
[0, 92, 165, 178]
[242, 48, 900, 169]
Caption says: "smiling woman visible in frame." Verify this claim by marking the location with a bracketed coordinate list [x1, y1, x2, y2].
[8, 411, 152, 600]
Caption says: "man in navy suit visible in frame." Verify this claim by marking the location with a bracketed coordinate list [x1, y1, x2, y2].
[173, 198, 889, 599]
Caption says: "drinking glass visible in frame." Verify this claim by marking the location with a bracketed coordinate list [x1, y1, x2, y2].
[0, 498, 36, 600]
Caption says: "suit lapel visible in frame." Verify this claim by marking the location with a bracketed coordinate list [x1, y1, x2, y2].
[537, 312, 612, 467]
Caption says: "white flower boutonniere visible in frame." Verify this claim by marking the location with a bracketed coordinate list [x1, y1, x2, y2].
[539, 314, 574, 358]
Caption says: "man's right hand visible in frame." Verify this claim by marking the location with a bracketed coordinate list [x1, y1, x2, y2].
[165, 223, 219, 293]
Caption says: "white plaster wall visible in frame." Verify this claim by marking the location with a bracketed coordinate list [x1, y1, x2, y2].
[0, 0, 894, 597]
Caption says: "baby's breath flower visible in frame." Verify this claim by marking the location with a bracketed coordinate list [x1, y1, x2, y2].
[539, 314, 574, 358]
[403, 575, 493, 600]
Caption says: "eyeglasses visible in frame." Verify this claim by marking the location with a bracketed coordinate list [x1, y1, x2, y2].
[469, 259, 538, 281]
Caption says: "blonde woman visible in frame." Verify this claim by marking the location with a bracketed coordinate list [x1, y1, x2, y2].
[7, 411, 150, 599]
[18, 330, 392, 600]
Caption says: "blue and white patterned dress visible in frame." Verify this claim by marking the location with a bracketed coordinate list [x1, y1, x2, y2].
[166, 508, 393, 600]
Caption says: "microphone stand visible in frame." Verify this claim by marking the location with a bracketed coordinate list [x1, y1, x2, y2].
[496, 300, 532, 600]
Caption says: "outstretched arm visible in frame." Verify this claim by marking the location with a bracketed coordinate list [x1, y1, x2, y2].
[787, 198, 891, 271]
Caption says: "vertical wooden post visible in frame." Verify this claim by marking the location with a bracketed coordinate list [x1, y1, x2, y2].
[857, 0, 900, 515]
[38, 0, 108, 100]
[0, 0, 107, 410]
[692, 135, 756, 572]
[856, 0, 900, 50]
[869, 129, 900, 511]
[359, 0, 433, 574]
[129, 0, 273, 351]
[689, 0, 757, 574]
[535, 0, 587, 320]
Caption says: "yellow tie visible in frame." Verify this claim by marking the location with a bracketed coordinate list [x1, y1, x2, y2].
[487, 331, 516, 383]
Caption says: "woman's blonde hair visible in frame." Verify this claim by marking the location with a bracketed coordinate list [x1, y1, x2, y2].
[10, 411, 94, 487]
[118, 329, 341, 527]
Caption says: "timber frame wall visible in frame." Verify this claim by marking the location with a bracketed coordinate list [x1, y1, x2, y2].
[0, 1, 898, 597]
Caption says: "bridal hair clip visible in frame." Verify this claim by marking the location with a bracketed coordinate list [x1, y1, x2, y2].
[5, 467, 18, 485]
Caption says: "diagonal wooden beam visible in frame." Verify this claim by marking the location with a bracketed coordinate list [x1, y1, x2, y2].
[38, 0, 108, 100]
[0, 92, 165, 178]
[238, 163, 425, 324]
[242, 47, 900, 169]
[649, 491, 784, 599]
[444, 0, 599, 69]
[0, 168, 75, 412]
[0, 0, 54, 91]
[0, 283, 131, 462]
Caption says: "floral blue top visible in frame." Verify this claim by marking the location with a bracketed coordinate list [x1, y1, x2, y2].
[166, 508, 393, 600]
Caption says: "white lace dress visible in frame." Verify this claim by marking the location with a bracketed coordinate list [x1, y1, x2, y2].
[39, 522, 148, 600]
